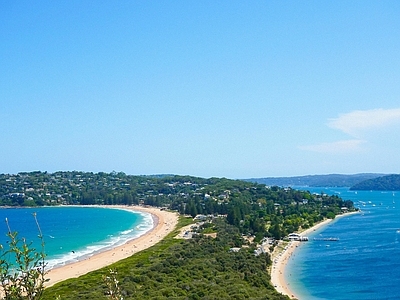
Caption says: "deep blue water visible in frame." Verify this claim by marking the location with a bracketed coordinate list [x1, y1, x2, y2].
[286, 187, 400, 300]
[0, 206, 152, 269]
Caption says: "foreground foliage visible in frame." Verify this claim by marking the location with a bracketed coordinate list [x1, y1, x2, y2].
[102, 269, 123, 300]
[43, 219, 289, 300]
[0, 214, 47, 300]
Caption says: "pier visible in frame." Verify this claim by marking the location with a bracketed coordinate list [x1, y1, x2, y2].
[313, 237, 339, 241]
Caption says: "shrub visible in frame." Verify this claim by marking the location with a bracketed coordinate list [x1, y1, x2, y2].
[0, 213, 48, 300]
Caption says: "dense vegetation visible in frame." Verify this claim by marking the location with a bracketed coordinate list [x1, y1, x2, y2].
[0, 172, 357, 299]
[350, 174, 400, 191]
[247, 173, 384, 187]
[0, 172, 355, 241]
[42, 219, 289, 300]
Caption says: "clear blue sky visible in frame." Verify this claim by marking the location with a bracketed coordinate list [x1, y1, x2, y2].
[2, 1, 400, 178]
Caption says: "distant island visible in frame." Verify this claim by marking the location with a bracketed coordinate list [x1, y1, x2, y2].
[245, 173, 384, 187]
[350, 174, 400, 191]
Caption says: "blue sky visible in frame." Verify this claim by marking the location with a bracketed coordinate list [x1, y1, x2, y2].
[1, 1, 400, 178]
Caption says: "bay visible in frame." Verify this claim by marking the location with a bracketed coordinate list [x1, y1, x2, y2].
[286, 187, 400, 300]
[0, 206, 152, 269]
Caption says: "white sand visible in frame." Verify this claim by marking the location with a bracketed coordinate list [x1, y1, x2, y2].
[45, 205, 179, 287]
[270, 212, 359, 299]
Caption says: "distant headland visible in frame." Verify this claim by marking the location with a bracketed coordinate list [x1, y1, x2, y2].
[349, 174, 400, 191]
[245, 173, 385, 187]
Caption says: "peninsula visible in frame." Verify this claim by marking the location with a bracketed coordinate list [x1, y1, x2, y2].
[0, 172, 357, 299]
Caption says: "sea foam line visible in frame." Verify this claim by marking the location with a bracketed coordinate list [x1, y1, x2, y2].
[45, 208, 154, 270]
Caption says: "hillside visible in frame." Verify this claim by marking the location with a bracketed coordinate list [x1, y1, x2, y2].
[0, 171, 355, 237]
[245, 173, 384, 187]
[350, 174, 400, 191]
[0, 171, 357, 299]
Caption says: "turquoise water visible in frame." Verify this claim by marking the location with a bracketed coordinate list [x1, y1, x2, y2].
[287, 187, 400, 300]
[0, 206, 152, 269]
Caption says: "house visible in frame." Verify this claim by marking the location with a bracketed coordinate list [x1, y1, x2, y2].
[194, 214, 207, 221]
[229, 247, 241, 253]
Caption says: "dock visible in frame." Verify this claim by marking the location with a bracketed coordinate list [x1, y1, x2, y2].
[313, 237, 339, 241]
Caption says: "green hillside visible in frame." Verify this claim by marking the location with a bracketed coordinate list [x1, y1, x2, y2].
[246, 173, 384, 187]
[0, 171, 357, 299]
[350, 174, 400, 191]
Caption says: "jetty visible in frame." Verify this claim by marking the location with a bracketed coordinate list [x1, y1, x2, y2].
[313, 237, 339, 241]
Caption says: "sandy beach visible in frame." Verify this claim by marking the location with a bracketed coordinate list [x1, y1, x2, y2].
[45, 205, 179, 287]
[44, 204, 357, 296]
[270, 212, 359, 299]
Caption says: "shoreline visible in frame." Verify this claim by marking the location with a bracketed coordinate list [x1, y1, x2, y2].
[270, 211, 359, 299]
[45, 205, 179, 287]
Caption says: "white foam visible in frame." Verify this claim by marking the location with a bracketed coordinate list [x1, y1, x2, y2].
[46, 209, 154, 270]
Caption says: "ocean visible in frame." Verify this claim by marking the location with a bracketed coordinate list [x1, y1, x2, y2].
[0, 206, 153, 270]
[286, 187, 400, 300]
[2, 190, 399, 299]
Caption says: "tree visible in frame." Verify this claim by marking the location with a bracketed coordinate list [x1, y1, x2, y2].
[326, 211, 336, 219]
